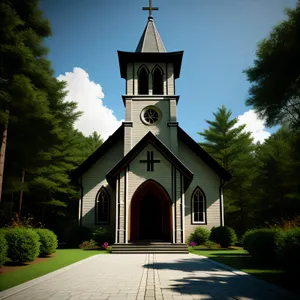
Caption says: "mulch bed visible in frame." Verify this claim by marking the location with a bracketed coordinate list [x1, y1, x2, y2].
[0, 254, 56, 275]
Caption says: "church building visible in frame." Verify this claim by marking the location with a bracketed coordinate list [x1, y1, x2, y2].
[73, 2, 231, 248]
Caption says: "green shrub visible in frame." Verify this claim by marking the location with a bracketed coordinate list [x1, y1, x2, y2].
[92, 227, 114, 245]
[210, 226, 238, 248]
[79, 239, 99, 250]
[188, 227, 210, 245]
[203, 240, 220, 249]
[276, 227, 300, 274]
[243, 228, 284, 262]
[64, 225, 92, 247]
[0, 233, 8, 267]
[36, 229, 58, 256]
[4, 228, 40, 263]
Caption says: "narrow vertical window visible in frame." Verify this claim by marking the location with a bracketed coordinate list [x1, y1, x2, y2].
[152, 67, 163, 95]
[138, 66, 149, 95]
[96, 187, 110, 224]
[192, 187, 206, 224]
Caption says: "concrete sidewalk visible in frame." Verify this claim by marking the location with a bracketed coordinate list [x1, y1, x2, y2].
[0, 253, 296, 300]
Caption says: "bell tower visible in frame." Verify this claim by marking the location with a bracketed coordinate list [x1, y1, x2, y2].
[118, 0, 183, 155]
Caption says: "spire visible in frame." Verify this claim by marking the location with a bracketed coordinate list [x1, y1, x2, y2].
[136, 1, 166, 53]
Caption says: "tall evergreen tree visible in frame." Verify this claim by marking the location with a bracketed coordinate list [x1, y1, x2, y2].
[198, 105, 257, 233]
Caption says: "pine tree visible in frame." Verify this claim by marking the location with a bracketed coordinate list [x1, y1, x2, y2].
[198, 105, 257, 233]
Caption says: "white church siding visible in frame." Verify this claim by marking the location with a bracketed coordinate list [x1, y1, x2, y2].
[178, 138, 221, 242]
[131, 99, 170, 147]
[81, 139, 124, 231]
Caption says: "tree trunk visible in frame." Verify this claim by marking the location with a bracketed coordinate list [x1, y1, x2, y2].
[18, 169, 25, 217]
[0, 110, 9, 203]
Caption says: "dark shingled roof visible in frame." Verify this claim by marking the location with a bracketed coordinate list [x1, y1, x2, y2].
[72, 125, 231, 184]
[136, 16, 166, 53]
[178, 126, 232, 181]
[71, 125, 124, 179]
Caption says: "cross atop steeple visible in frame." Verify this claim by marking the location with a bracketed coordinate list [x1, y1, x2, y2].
[142, 0, 159, 18]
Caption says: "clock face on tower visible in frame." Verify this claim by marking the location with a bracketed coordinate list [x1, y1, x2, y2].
[141, 106, 162, 125]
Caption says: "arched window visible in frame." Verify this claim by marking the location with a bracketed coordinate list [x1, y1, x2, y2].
[138, 66, 149, 95]
[95, 187, 110, 224]
[191, 187, 206, 224]
[152, 66, 163, 95]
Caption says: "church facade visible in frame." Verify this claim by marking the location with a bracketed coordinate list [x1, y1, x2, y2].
[73, 11, 231, 244]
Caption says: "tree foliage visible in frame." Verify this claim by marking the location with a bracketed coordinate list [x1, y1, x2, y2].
[244, 1, 300, 129]
[199, 106, 257, 233]
[0, 0, 103, 231]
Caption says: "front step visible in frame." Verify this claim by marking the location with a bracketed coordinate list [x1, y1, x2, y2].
[111, 243, 189, 254]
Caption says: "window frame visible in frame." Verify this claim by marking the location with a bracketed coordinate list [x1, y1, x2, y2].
[191, 187, 207, 225]
[95, 186, 110, 225]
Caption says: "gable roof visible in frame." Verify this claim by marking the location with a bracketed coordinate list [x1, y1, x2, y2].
[106, 131, 194, 189]
[71, 125, 124, 179]
[136, 16, 166, 53]
[178, 126, 232, 181]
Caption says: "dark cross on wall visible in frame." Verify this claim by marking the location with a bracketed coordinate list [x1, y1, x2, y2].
[140, 151, 160, 172]
[142, 0, 159, 17]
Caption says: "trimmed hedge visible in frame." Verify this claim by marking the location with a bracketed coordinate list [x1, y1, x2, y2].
[3, 228, 40, 263]
[242, 228, 284, 262]
[36, 229, 58, 256]
[277, 227, 300, 274]
[64, 225, 92, 247]
[0, 233, 8, 267]
[92, 227, 114, 246]
[188, 227, 210, 245]
[210, 226, 237, 248]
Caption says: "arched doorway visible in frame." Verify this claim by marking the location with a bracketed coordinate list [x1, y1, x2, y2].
[130, 180, 172, 242]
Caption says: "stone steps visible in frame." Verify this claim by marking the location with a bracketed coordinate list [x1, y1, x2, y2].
[111, 243, 189, 254]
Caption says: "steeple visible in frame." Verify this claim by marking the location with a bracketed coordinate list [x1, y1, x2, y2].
[135, 16, 166, 53]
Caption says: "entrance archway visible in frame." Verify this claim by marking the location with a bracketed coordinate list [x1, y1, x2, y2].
[129, 180, 172, 242]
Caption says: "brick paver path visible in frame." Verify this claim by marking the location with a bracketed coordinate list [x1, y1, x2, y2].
[0, 253, 296, 300]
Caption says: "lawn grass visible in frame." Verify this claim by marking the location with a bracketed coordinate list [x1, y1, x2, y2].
[190, 248, 298, 295]
[0, 249, 107, 291]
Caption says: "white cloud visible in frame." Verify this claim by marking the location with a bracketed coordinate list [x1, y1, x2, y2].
[235, 109, 271, 143]
[57, 67, 123, 140]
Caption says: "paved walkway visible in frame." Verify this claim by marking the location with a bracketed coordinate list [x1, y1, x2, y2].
[0, 253, 296, 300]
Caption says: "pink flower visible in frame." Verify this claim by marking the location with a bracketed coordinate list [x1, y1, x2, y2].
[103, 242, 109, 249]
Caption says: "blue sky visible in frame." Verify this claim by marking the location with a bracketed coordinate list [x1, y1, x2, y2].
[39, 0, 297, 142]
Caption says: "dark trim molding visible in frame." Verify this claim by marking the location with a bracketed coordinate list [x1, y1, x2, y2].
[167, 122, 179, 127]
[123, 121, 133, 127]
[122, 94, 180, 106]
[79, 176, 83, 227]
[117, 175, 120, 243]
[191, 186, 207, 225]
[180, 173, 183, 243]
[124, 169, 127, 243]
[174, 167, 177, 243]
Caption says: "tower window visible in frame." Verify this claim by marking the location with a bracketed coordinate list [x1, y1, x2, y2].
[152, 67, 163, 95]
[138, 66, 149, 95]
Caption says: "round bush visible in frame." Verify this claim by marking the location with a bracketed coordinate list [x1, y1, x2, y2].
[243, 228, 284, 262]
[188, 227, 210, 245]
[4, 228, 40, 263]
[0, 233, 8, 267]
[92, 227, 114, 245]
[276, 227, 300, 274]
[64, 225, 92, 247]
[210, 226, 238, 248]
[36, 229, 58, 256]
